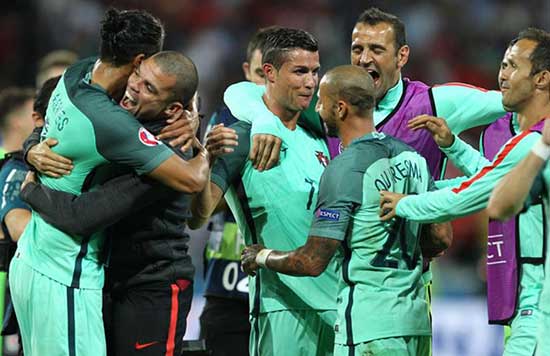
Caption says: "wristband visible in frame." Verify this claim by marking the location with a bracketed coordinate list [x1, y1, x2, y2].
[531, 139, 550, 161]
[255, 249, 273, 268]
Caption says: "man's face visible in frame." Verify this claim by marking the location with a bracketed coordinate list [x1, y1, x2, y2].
[120, 58, 177, 120]
[498, 39, 537, 113]
[315, 79, 339, 137]
[244, 49, 266, 85]
[269, 49, 320, 113]
[350, 22, 408, 100]
[14, 99, 35, 137]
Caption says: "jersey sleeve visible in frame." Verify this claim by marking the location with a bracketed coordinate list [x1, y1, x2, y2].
[89, 103, 174, 175]
[440, 135, 490, 176]
[210, 122, 251, 193]
[309, 156, 363, 240]
[20, 173, 172, 236]
[396, 131, 540, 223]
[432, 84, 505, 133]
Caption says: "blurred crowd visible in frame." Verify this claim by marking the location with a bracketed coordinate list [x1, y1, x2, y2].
[0, 0, 548, 302]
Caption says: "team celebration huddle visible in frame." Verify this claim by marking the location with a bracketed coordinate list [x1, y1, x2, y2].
[0, 3, 549, 356]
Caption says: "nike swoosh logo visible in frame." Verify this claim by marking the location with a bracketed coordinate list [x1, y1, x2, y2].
[135, 341, 159, 350]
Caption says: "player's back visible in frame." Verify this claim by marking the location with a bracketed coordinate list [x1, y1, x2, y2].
[330, 132, 432, 345]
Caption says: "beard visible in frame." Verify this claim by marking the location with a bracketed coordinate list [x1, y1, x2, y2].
[324, 122, 339, 138]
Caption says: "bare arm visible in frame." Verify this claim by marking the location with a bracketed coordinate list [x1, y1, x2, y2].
[241, 236, 341, 277]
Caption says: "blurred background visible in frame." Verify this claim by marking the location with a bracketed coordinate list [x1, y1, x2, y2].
[1, 0, 549, 355]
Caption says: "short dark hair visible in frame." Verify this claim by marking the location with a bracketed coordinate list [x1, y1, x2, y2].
[152, 51, 198, 106]
[509, 27, 550, 76]
[34, 76, 61, 118]
[245, 26, 282, 63]
[325, 66, 376, 115]
[356, 7, 407, 51]
[0, 87, 34, 130]
[99, 8, 165, 66]
[262, 28, 318, 69]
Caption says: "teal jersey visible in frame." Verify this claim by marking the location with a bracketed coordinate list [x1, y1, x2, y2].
[310, 133, 432, 344]
[210, 120, 339, 314]
[396, 130, 542, 223]
[399, 126, 546, 314]
[223, 80, 504, 138]
[16, 58, 174, 289]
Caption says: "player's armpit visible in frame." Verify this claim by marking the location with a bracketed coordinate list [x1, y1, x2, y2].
[420, 221, 453, 259]
[266, 236, 340, 277]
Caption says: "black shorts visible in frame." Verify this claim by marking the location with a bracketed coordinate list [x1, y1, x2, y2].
[104, 280, 193, 356]
[199, 296, 250, 356]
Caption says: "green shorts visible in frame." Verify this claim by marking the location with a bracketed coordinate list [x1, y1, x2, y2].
[535, 309, 550, 356]
[250, 309, 336, 356]
[9, 256, 105, 356]
[503, 307, 539, 356]
[334, 336, 431, 356]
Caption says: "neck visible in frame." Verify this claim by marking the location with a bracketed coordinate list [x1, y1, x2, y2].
[339, 116, 376, 148]
[517, 95, 550, 130]
[262, 92, 300, 130]
[2, 130, 25, 152]
[91, 60, 132, 101]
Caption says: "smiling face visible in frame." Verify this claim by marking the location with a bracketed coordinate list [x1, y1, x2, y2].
[350, 21, 409, 100]
[498, 39, 538, 113]
[120, 58, 177, 120]
[266, 49, 320, 115]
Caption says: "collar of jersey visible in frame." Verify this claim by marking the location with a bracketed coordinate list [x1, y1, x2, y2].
[374, 75, 403, 126]
[349, 132, 387, 147]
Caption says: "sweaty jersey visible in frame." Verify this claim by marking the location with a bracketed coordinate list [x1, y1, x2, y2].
[310, 133, 432, 344]
[210, 118, 338, 315]
[16, 57, 174, 289]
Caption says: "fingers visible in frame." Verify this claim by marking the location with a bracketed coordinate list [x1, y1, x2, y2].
[28, 141, 73, 177]
[205, 125, 238, 158]
[379, 191, 398, 222]
[251, 135, 281, 171]
[408, 115, 443, 131]
[265, 138, 282, 170]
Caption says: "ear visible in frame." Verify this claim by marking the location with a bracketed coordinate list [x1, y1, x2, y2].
[163, 102, 184, 119]
[336, 100, 348, 122]
[132, 54, 146, 68]
[242, 62, 251, 81]
[534, 70, 550, 91]
[396, 45, 410, 70]
[31, 112, 45, 128]
[263, 63, 277, 83]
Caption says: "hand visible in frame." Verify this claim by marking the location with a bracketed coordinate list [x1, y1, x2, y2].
[157, 111, 198, 151]
[21, 171, 38, 191]
[250, 134, 282, 171]
[542, 119, 550, 145]
[408, 115, 454, 148]
[204, 124, 238, 160]
[27, 138, 73, 177]
[379, 191, 407, 221]
[241, 244, 265, 276]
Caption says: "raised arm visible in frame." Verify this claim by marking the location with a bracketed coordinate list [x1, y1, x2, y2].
[380, 131, 541, 223]
[432, 84, 505, 134]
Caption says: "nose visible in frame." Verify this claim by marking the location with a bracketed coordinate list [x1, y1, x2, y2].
[359, 50, 373, 68]
[304, 72, 317, 90]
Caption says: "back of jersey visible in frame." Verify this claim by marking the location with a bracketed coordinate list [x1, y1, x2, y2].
[323, 132, 433, 344]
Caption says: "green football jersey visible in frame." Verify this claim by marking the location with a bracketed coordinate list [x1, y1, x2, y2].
[309, 132, 433, 345]
[210, 120, 339, 315]
[16, 58, 174, 289]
